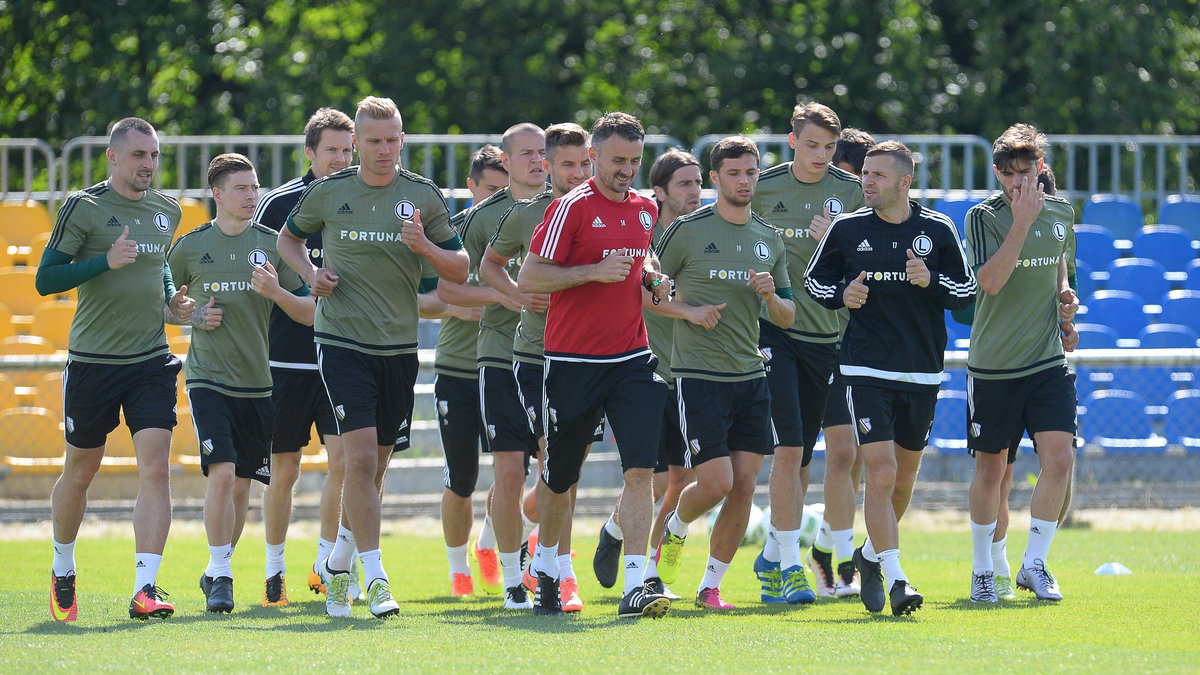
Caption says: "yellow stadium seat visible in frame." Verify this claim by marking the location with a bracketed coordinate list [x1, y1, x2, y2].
[0, 335, 56, 356]
[0, 302, 13, 342]
[14, 230, 54, 267]
[31, 300, 75, 351]
[164, 322, 187, 339]
[171, 406, 202, 470]
[0, 234, 11, 268]
[0, 374, 18, 411]
[174, 198, 212, 240]
[168, 334, 191, 355]
[97, 413, 141, 473]
[34, 370, 63, 417]
[0, 406, 65, 474]
[0, 267, 41, 315]
[300, 424, 329, 472]
[0, 201, 52, 247]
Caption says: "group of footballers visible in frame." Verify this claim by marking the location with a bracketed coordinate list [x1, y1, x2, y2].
[43, 93, 1080, 622]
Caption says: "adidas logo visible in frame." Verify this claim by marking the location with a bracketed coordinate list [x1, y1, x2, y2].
[626, 561, 639, 569]
[857, 239, 874, 252]
[704, 242, 720, 254]
[199, 252, 214, 264]
[136, 560, 146, 568]
[591, 216, 606, 228]
[256, 465, 271, 477]
[707, 565, 716, 572]
[106, 216, 121, 227]
[337, 202, 353, 214]
[1031, 526, 1041, 534]
[771, 201, 787, 214]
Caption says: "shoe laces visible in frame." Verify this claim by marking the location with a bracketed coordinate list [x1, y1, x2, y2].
[1030, 559, 1056, 586]
[973, 573, 995, 596]
[837, 561, 857, 585]
[266, 574, 284, 600]
[368, 580, 394, 603]
[507, 585, 528, 603]
[145, 585, 170, 602]
[327, 574, 351, 607]
[54, 576, 75, 606]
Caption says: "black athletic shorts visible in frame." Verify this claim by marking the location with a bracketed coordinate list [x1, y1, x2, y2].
[435, 373, 484, 498]
[317, 344, 417, 447]
[760, 322, 838, 456]
[480, 366, 539, 455]
[846, 382, 937, 450]
[656, 386, 686, 472]
[270, 368, 338, 453]
[542, 353, 666, 493]
[967, 365, 1077, 456]
[677, 376, 775, 467]
[62, 352, 181, 449]
[187, 387, 273, 484]
[513, 360, 544, 439]
[823, 369, 851, 428]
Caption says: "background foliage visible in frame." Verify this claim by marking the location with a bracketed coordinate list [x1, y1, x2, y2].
[3, 0, 1199, 144]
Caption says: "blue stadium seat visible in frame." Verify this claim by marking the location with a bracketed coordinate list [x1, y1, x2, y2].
[1159, 290, 1200, 334]
[933, 195, 982, 239]
[941, 368, 967, 392]
[1132, 225, 1197, 273]
[1164, 390, 1200, 452]
[1187, 259, 1200, 291]
[1079, 290, 1148, 340]
[1105, 258, 1169, 301]
[1158, 194, 1200, 237]
[1107, 367, 1190, 407]
[1137, 323, 1199, 348]
[1079, 389, 1165, 454]
[1074, 323, 1119, 349]
[1073, 224, 1118, 270]
[1073, 259, 1096, 300]
[1082, 194, 1145, 240]
[944, 318, 961, 344]
[1073, 366, 1101, 402]
[929, 389, 968, 452]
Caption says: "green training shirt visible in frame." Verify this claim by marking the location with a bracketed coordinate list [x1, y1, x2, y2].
[753, 163, 862, 343]
[462, 188, 519, 370]
[491, 191, 554, 366]
[286, 166, 458, 356]
[965, 193, 1075, 379]
[46, 181, 181, 364]
[168, 222, 305, 398]
[433, 209, 480, 379]
[644, 221, 675, 384]
[655, 204, 791, 382]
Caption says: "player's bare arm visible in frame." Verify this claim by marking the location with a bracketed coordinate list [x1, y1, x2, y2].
[480, 246, 549, 312]
[748, 268, 795, 328]
[518, 251, 632, 294]
[277, 226, 339, 296]
[977, 174, 1045, 295]
[402, 208, 469, 284]
[251, 260, 315, 326]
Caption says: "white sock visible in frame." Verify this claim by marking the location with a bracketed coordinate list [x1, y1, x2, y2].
[667, 511, 690, 539]
[521, 513, 537, 540]
[814, 520, 834, 552]
[532, 543, 559, 579]
[862, 537, 879, 562]
[776, 528, 803, 570]
[499, 550, 522, 589]
[556, 554, 575, 581]
[447, 543, 470, 577]
[134, 553, 161, 594]
[1023, 518, 1058, 569]
[877, 548, 906, 585]
[762, 526, 780, 563]
[699, 556, 730, 592]
[477, 515, 497, 550]
[604, 513, 623, 540]
[358, 549, 386, 586]
[315, 537, 335, 567]
[992, 537, 1011, 578]
[265, 542, 286, 577]
[644, 551, 660, 579]
[971, 520, 997, 574]
[832, 528, 856, 565]
[206, 544, 233, 579]
[328, 525, 356, 571]
[623, 555, 646, 594]
[52, 539, 76, 577]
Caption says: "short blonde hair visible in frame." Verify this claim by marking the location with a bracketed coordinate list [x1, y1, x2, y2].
[355, 96, 402, 128]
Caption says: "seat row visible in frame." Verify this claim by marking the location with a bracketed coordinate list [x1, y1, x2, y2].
[934, 193, 1200, 240]
[1076, 289, 1200, 342]
[0, 199, 212, 249]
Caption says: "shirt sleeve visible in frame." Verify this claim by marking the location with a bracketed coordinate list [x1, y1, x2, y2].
[770, 229, 791, 293]
[926, 225, 978, 310]
[652, 220, 685, 278]
[489, 203, 525, 259]
[285, 181, 325, 239]
[529, 196, 572, 263]
[422, 186, 459, 248]
[804, 221, 848, 310]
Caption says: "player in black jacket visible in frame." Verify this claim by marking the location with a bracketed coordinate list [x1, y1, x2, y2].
[804, 141, 976, 616]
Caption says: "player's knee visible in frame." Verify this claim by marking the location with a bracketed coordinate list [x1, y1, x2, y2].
[61, 452, 102, 487]
[1040, 445, 1074, 476]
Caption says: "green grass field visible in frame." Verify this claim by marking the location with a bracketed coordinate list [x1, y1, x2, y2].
[2, 522, 1197, 673]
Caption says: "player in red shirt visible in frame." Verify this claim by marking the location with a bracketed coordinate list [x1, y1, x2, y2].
[517, 112, 673, 619]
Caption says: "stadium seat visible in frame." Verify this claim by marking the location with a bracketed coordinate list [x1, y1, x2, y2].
[171, 407, 202, 470]
[1078, 290, 1148, 340]
[168, 334, 191, 355]
[0, 335, 56, 356]
[0, 200, 53, 247]
[1137, 323, 1198, 349]
[1081, 194, 1145, 240]
[1158, 290, 1200, 334]
[941, 368, 967, 392]
[1132, 225, 1196, 272]
[301, 424, 329, 471]
[929, 389, 968, 452]
[1072, 224, 1118, 270]
[1164, 390, 1200, 451]
[1108, 367, 1190, 407]
[0, 267, 42, 315]
[98, 413, 142, 472]
[0, 407, 64, 474]
[1158, 193, 1200, 236]
[1187, 259, 1200, 291]
[1105, 258, 1169, 301]
[0, 303, 13, 342]
[1079, 389, 1166, 454]
[21, 230, 54, 266]
[0, 374, 18, 412]
[30, 301, 75, 351]
[0, 234, 11, 268]
[932, 195, 982, 238]
[1074, 323, 1120, 349]
[34, 370, 63, 417]
[1073, 259, 1097, 300]
[174, 198, 212, 240]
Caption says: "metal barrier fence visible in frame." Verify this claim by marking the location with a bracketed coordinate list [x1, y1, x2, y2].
[1046, 135, 1200, 212]
[0, 139, 56, 204]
